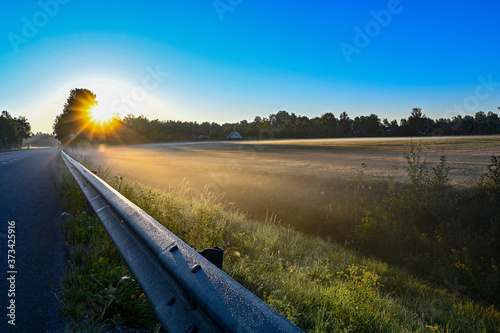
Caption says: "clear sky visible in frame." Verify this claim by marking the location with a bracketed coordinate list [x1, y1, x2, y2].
[1, 0, 499, 133]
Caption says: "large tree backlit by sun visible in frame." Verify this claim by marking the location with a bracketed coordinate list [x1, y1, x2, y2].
[53, 88, 96, 145]
[53, 88, 119, 146]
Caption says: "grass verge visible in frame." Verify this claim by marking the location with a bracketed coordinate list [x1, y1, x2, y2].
[53, 153, 161, 332]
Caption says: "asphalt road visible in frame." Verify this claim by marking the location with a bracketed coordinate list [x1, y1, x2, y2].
[0, 148, 66, 332]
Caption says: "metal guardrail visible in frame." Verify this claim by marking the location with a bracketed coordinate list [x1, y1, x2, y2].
[61, 151, 304, 333]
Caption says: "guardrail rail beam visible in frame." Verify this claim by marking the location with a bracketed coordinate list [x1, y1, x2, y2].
[61, 151, 304, 333]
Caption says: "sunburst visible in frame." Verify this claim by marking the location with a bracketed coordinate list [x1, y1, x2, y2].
[90, 103, 114, 125]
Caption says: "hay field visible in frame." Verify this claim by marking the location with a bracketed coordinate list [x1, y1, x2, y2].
[77, 136, 500, 225]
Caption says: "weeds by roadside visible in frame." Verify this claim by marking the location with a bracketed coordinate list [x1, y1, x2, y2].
[53, 152, 160, 332]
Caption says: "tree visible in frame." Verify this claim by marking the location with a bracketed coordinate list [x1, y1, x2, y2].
[407, 107, 424, 135]
[365, 114, 381, 136]
[410, 107, 423, 119]
[457, 115, 475, 134]
[351, 114, 381, 137]
[0, 111, 31, 150]
[0, 111, 17, 149]
[338, 112, 351, 137]
[269, 110, 293, 138]
[475, 111, 487, 123]
[473, 111, 488, 134]
[234, 120, 249, 137]
[320, 112, 337, 137]
[15, 116, 31, 142]
[53, 88, 97, 145]
[295, 115, 309, 138]
[487, 111, 499, 122]
[22, 132, 59, 147]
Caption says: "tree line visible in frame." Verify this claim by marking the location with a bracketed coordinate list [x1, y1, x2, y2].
[0, 110, 31, 150]
[103, 107, 500, 145]
[22, 132, 60, 147]
[53, 88, 500, 146]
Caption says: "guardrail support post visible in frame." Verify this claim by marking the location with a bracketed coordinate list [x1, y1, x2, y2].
[198, 246, 224, 270]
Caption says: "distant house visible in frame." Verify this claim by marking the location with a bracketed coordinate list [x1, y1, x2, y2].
[226, 131, 242, 139]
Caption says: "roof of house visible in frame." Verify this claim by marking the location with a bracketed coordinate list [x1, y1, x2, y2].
[227, 131, 242, 138]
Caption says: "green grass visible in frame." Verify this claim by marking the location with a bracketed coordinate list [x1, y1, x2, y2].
[108, 174, 500, 332]
[53, 153, 160, 332]
[56, 149, 500, 332]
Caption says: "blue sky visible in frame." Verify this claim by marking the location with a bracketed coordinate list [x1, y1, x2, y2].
[1, 0, 499, 133]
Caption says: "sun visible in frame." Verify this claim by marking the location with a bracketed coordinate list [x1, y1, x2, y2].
[87, 101, 120, 140]
[90, 103, 114, 124]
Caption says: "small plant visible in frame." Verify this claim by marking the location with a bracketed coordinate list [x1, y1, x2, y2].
[480, 155, 500, 189]
[354, 210, 374, 246]
[431, 155, 450, 187]
[404, 143, 429, 188]
[404, 143, 450, 189]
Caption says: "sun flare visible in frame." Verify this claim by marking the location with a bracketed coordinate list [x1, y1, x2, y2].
[90, 103, 114, 123]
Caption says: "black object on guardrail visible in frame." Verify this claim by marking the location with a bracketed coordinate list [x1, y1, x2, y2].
[61, 151, 304, 333]
[198, 246, 224, 270]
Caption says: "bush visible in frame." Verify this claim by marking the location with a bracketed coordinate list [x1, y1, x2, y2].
[346, 145, 500, 305]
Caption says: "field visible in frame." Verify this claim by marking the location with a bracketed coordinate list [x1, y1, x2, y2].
[76, 136, 500, 227]
[61, 136, 500, 331]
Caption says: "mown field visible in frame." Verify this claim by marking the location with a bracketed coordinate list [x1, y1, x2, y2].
[61, 136, 500, 331]
[77, 136, 499, 225]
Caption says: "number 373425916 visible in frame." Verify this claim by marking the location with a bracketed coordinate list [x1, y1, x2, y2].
[7, 221, 16, 269]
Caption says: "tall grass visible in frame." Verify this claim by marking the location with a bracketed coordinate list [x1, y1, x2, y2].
[54, 154, 160, 332]
[57, 149, 500, 332]
[107, 168, 500, 331]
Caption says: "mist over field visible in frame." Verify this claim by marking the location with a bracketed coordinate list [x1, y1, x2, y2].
[75, 136, 500, 227]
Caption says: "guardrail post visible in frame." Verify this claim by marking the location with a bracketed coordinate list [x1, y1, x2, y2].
[198, 246, 224, 270]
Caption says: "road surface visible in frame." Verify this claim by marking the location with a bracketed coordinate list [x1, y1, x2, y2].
[0, 148, 66, 332]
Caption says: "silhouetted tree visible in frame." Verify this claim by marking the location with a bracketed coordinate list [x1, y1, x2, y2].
[320, 112, 337, 137]
[338, 112, 351, 137]
[53, 88, 97, 145]
[0, 111, 31, 150]
[407, 107, 425, 135]
[487, 111, 499, 122]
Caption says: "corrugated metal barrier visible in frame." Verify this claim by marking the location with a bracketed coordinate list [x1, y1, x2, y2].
[61, 150, 304, 333]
